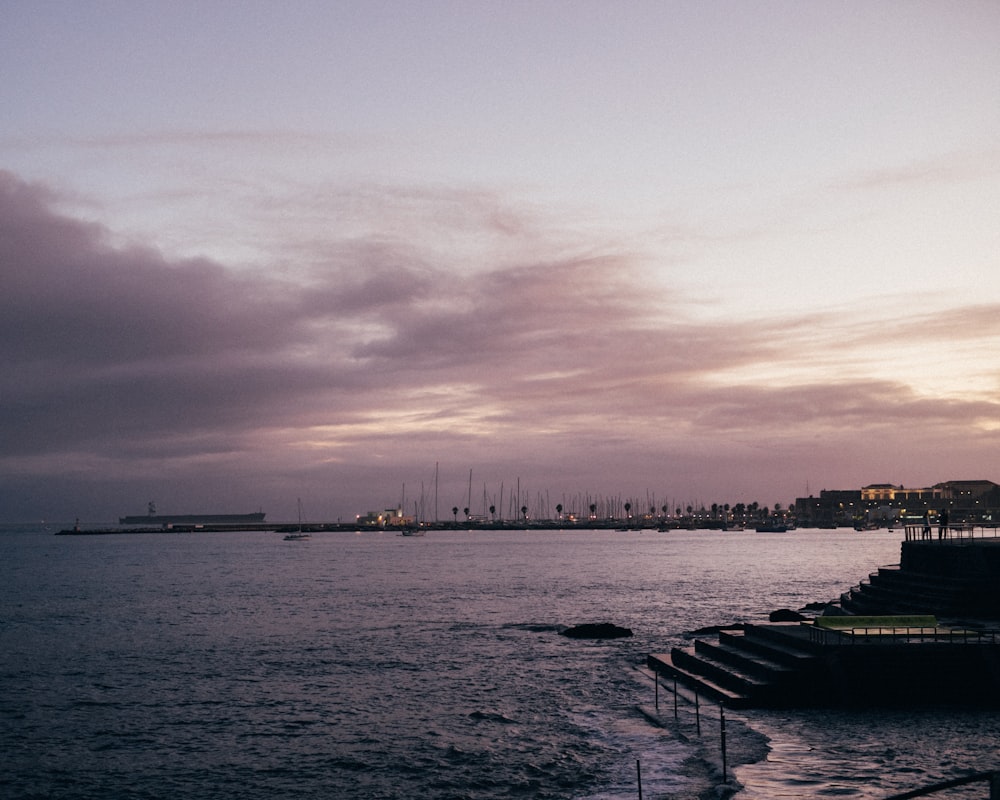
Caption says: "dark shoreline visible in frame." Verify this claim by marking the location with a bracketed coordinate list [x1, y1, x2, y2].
[52, 520, 877, 535]
[55, 524, 278, 534]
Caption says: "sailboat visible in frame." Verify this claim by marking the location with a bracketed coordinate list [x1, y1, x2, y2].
[398, 494, 425, 536]
[283, 499, 310, 541]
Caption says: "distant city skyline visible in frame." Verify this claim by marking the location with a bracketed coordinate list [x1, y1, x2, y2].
[2, 3, 998, 523]
[64, 475, 1000, 526]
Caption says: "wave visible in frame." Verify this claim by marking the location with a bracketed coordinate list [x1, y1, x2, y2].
[467, 710, 517, 724]
[500, 622, 565, 633]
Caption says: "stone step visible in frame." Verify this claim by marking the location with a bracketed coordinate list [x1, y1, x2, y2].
[694, 638, 794, 682]
[852, 583, 941, 612]
[871, 571, 966, 599]
[646, 652, 752, 709]
[732, 623, 817, 669]
[846, 574, 967, 616]
[671, 645, 779, 702]
[840, 590, 888, 615]
[875, 566, 966, 590]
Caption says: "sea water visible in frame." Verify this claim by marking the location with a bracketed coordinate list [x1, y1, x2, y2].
[1, 525, 996, 799]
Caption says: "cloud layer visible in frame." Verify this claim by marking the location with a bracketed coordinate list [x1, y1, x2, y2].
[2, 170, 998, 522]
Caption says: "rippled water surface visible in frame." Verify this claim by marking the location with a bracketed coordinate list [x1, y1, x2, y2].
[735, 708, 1000, 799]
[1, 526, 995, 798]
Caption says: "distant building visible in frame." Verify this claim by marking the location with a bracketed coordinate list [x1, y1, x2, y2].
[861, 484, 942, 502]
[794, 489, 861, 526]
[795, 479, 1000, 525]
[936, 480, 1000, 520]
[936, 480, 998, 501]
[356, 508, 415, 527]
[820, 489, 863, 503]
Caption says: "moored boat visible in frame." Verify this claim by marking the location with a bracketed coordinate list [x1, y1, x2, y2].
[283, 499, 310, 541]
[755, 521, 788, 532]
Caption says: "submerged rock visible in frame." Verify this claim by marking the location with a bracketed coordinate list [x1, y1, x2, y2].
[560, 622, 633, 639]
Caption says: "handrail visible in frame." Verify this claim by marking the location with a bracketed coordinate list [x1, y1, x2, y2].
[808, 625, 1000, 646]
[903, 523, 999, 542]
[882, 768, 1000, 799]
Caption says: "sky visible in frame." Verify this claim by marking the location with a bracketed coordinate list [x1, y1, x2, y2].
[2, 1, 999, 523]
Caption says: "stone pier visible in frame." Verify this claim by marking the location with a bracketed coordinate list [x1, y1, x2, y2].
[649, 535, 1000, 708]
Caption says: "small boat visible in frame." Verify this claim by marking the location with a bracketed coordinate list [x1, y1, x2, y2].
[755, 522, 788, 532]
[283, 499, 310, 541]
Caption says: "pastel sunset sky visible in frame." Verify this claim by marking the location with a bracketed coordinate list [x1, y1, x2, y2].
[2, 1, 998, 523]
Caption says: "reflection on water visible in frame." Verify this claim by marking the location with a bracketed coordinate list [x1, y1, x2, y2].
[1, 525, 995, 798]
[736, 708, 1000, 799]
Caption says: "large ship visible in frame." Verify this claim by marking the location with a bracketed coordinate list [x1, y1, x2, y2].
[119, 503, 266, 526]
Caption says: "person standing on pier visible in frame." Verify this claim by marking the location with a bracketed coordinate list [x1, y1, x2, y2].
[938, 508, 949, 540]
[922, 510, 932, 539]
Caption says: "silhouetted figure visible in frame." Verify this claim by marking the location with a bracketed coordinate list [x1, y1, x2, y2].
[938, 508, 949, 540]
[922, 510, 932, 539]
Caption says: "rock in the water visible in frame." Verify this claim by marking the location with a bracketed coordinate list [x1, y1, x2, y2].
[769, 608, 807, 622]
[561, 622, 633, 639]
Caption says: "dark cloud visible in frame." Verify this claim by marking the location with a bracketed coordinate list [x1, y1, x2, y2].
[1, 170, 997, 522]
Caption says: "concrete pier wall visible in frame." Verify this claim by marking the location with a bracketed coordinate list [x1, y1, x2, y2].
[822, 643, 1000, 706]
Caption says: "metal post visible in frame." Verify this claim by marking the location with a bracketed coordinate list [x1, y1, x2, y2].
[720, 704, 727, 782]
[655, 672, 659, 710]
[695, 692, 701, 736]
[673, 679, 678, 719]
[636, 759, 643, 800]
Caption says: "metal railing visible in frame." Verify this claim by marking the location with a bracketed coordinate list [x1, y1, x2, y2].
[809, 624, 1000, 646]
[903, 523, 998, 542]
[642, 666, 732, 784]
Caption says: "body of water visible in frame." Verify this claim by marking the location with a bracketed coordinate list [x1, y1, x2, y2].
[1, 525, 997, 798]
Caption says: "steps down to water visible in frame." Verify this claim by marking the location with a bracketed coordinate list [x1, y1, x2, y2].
[649, 539, 1000, 709]
[839, 559, 1000, 620]
[650, 619, 1000, 708]
[648, 623, 823, 709]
